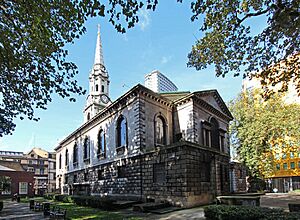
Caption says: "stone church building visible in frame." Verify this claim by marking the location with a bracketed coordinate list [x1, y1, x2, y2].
[55, 27, 233, 207]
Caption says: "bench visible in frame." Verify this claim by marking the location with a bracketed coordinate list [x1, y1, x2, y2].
[34, 202, 43, 211]
[289, 203, 300, 212]
[49, 206, 67, 219]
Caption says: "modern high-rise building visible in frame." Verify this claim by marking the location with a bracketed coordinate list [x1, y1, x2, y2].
[145, 70, 178, 93]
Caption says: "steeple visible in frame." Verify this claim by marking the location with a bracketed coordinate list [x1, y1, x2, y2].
[83, 25, 110, 122]
[94, 24, 104, 67]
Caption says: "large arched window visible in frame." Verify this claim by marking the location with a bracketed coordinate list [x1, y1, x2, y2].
[97, 129, 106, 157]
[65, 149, 69, 166]
[210, 117, 220, 150]
[154, 114, 167, 145]
[116, 115, 127, 148]
[83, 137, 90, 161]
[73, 143, 78, 164]
[59, 154, 62, 169]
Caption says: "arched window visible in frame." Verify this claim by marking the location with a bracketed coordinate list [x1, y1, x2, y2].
[155, 115, 167, 145]
[96, 84, 99, 92]
[101, 85, 105, 92]
[59, 154, 62, 169]
[65, 149, 69, 166]
[87, 113, 90, 121]
[83, 137, 89, 160]
[73, 143, 78, 164]
[210, 117, 220, 150]
[116, 115, 127, 148]
[97, 129, 106, 157]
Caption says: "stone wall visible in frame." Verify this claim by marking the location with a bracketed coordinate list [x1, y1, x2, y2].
[65, 142, 230, 208]
[229, 161, 247, 193]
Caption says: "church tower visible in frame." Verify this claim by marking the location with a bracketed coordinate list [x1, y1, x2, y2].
[84, 25, 110, 122]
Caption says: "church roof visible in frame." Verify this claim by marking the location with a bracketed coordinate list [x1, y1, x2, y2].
[160, 91, 191, 101]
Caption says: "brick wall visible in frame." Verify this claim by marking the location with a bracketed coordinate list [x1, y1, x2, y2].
[0, 170, 34, 197]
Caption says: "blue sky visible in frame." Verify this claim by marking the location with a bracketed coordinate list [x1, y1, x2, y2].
[1, 1, 264, 153]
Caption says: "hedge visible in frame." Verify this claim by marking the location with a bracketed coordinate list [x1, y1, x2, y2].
[45, 194, 73, 203]
[43, 193, 55, 200]
[71, 196, 116, 210]
[204, 205, 300, 220]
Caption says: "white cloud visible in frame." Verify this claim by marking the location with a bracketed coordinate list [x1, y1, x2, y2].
[123, 33, 128, 42]
[138, 9, 151, 31]
[161, 56, 172, 64]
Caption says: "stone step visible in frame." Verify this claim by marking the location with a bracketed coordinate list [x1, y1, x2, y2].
[112, 200, 141, 209]
[132, 202, 171, 212]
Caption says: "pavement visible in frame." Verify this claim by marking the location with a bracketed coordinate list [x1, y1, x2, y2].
[0, 193, 299, 219]
[260, 193, 300, 210]
[0, 200, 47, 219]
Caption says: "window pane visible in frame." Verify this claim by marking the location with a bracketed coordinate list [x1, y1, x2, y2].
[98, 130, 105, 154]
[73, 144, 78, 163]
[155, 117, 165, 145]
[84, 138, 89, 159]
[291, 162, 295, 169]
[19, 182, 28, 195]
[120, 119, 126, 146]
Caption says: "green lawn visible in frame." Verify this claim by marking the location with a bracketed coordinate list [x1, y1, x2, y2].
[21, 197, 142, 220]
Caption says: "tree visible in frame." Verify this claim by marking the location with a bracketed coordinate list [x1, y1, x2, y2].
[229, 89, 300, 178]
[0, 0, 158, 136]
[2, 0, 299, 136]
[0, 176, 11, 194]
[187, 0, 300, 97]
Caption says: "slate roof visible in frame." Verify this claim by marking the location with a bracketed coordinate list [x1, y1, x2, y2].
[0, 161, 25, 171]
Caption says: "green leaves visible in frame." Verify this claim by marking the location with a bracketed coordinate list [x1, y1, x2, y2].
[229, 89, 300, 177]
[0, 0, 161, 136]
[187, 0, 300, 96]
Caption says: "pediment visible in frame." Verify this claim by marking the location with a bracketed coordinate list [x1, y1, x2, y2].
[193, 90, 233, 119]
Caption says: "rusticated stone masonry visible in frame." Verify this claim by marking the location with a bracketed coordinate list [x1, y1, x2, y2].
[65, 141, 230, 208]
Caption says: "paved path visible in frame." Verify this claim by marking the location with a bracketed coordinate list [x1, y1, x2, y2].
[0, 200, 47, 220]
[1, 193, 299, 219]
[260, 193, 300, 210]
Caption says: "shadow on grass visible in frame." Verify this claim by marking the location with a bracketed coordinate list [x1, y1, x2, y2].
[55, 202, 141, 220]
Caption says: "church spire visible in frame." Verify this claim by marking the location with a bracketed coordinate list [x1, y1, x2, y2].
[94, 24, 104, 66]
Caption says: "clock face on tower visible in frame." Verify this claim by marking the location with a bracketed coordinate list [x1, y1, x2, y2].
[100, 94, 110, 104]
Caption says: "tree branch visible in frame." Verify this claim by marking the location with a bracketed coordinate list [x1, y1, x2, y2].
[237, 7, 271, 26]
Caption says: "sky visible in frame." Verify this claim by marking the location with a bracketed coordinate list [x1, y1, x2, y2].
[0, 1, 267, 153]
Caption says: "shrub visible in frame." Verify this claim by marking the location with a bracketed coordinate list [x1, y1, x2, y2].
[53, 194, 72, 203]
[71, 196, 115, 210]
[43, 193, 55, 200]
[204, 205, 300, 220]
[72, 196, 88, 206]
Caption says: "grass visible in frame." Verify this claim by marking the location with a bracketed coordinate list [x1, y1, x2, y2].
[21, 197, 142, 220]
[20, 196, 45, 203]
